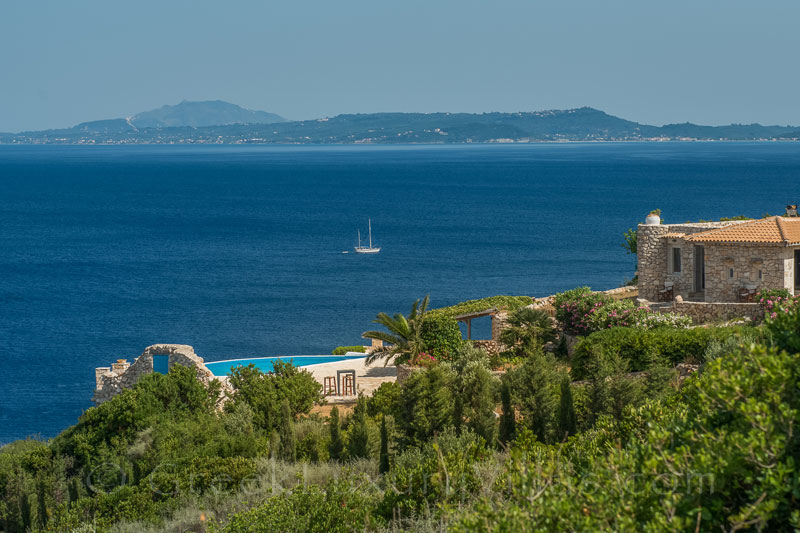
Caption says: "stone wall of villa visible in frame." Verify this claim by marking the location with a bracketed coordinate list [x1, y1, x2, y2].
[703, 244, 793, 302]
[638, 221, 745, 302]
[93, 344, 229, 405]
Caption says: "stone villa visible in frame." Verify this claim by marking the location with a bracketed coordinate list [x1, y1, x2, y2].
[639, 208, 800, 303]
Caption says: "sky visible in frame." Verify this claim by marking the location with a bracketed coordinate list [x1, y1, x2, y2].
[1, 0, 799, 132]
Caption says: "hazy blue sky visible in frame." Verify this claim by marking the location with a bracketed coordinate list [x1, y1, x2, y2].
[1, 0, 799, 132]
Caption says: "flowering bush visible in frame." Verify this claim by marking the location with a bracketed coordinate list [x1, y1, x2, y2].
[587, 300, 692, 331]
[585, 300, 649, 330]
[756, 289, 796, 320]
[554, 287, 613, 335]
[407, 352, 437, 368]
[555, 287, 691, 335]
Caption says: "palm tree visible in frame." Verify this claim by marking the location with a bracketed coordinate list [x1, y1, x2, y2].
[499, 306, 556, 357]
[362, 295, 430, 365]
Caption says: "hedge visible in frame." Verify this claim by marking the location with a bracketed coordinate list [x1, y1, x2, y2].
[571, 325, 763, 379]
[331, 345, 366, 355]
[427, 295, 532, 319]
[420, 314, 466, 361]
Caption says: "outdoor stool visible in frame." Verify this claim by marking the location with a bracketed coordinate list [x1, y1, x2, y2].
[323, 376, 337, 396]
[341, 374, 355, 396]
[336, 369, 357, 396]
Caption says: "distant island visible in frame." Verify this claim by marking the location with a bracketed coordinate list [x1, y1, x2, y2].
[2, 101, 798, 144]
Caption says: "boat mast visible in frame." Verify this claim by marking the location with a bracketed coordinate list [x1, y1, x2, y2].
[357, 229, 361, 248]
[368, 219, 372, 249]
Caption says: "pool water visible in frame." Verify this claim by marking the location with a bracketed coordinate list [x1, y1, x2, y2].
[205, 355, 367, 376]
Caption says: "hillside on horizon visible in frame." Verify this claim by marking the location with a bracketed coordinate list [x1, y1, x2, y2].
[129, 100, 286, 128]
[3, 104, 798, 144]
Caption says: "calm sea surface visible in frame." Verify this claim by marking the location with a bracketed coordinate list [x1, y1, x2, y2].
[1, 143, 799, 442]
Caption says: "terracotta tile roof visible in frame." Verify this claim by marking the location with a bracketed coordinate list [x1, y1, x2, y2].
[686, 216, 800, 245]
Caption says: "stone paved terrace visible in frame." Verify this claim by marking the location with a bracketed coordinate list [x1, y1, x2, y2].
[303, 357, 397, 403]
[214, 356, 397, 404]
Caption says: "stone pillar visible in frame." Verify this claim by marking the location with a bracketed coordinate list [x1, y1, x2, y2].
[491, 312, 509, 341]
[637, 224, 670, 301]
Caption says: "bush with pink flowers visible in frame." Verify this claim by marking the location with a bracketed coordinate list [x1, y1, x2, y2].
[407, 352, 438, 368]
[555, 287, 692, 335]
[553, 287, 613, 335]
[756, 288, 797, 320]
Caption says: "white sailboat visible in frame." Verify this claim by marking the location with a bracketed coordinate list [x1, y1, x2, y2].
[354, 219, 381, 254]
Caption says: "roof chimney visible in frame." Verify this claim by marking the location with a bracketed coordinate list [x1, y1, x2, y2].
[786, 204, 798, 217]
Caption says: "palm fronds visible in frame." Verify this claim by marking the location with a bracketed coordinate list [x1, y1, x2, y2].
[363, 295, 430, 365]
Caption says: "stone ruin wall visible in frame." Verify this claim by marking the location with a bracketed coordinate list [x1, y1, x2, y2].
[93, 344, 231, 405]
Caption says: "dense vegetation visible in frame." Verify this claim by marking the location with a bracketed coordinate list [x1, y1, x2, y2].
[2, 291, 799, 532]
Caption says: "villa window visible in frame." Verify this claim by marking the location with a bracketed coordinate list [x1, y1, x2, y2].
[729, 268, 734, 279]
[759, 270, 763, 280]
[670, 247, 682, 273]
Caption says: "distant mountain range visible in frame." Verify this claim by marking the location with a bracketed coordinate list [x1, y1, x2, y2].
[2, 103, 798, 144]
[129, 100, 285, 128]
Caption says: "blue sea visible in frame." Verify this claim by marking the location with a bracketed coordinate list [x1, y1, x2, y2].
[1, 142, 799, 443]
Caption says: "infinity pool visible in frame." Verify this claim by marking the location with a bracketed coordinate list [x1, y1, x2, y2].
[205, 355, 366, 376]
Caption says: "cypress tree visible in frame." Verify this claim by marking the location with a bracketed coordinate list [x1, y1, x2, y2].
[277, 399, 296, 462]
[379, 415, 390, 474]
[68, 478, 80, 504]
[20, 492, 31, 531]
[328, 406, 344, 460]
[36, 480, 48, 528]
[348, 395, 370, 459]
[498, 380, 516, 446]
[269, 430, 280, 459]
[466, 366, 498, 446]
[557, 377, 577, 440]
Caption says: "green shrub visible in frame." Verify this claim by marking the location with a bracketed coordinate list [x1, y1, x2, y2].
[277, 400, 296, 462]
[507, 351, 568, 444]
[178, 456, 257, 494]
[499, 307, 557, 358]
[366, 382, 401, 418]
[331, 345, 365, 355]
[295, 419, 329, 463]
[378, 428, 490, 520]
[571, 326, 763, 379]
[395, 366, 455, 446]
[227, 362, 322, 433]
[327, 407, 344, 461]
[420, 314, 466, 361]
[347, 396, 370, 459]
[220, 475, 380, 533]
[498, 380, 515, 446]
[455, 341, 800, 531]
[379, 416, 390, 474]
[448, 345, 498, 445]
